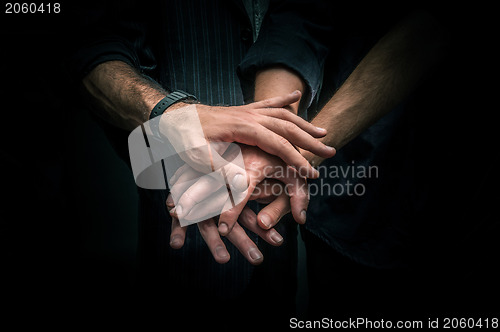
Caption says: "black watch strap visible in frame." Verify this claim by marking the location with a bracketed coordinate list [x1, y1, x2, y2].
[149, 90, 198, 120]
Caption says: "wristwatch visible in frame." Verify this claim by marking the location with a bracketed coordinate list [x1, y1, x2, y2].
[149, 90, 198, 120]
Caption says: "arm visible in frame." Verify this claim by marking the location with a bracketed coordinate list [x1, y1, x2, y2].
[82, 61, 331, 178]
[241, 0, 336, 230]
[250, 66, 324, 228]
[301, 11, 448, 166]
[254, 65, 305, 114]
[82, 60, 166, 131]
[238, 0, 332, 111]
[247, 10, 447, 231]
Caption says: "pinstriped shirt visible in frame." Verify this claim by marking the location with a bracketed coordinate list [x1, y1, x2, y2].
[69, 0, 330, 298]
[155, 0, 253, 107]
[145, 0, 265, 298]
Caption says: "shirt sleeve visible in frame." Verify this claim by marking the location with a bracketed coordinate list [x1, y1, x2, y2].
[237, 0, 333, 114]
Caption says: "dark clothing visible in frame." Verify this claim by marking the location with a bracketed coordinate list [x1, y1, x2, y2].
[70, 0, 490, 323]
[68, 0, 330, 323]
[302, 10, 416, 269]
[302, 8, 500, 318]
[301, 228, 415, 318]
[69, 0, 420, 316]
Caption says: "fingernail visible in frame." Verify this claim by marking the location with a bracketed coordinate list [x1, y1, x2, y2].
[260, 214, 272, 229]
[170, 235, 182, 248]
[248, 247, 263, 261]
[219, 222, 228, 235]
[300, 210, 307, 223]
[215, 245, 229, 259]
[292, 90, 300, 96]
[166, 195, 174, 207]
[168, 207, 175, 214]
[311, 167, 320, 178]
[324, 145, 336, 154]
[316, 126, 327, 132]
[270, 230, 283, 244]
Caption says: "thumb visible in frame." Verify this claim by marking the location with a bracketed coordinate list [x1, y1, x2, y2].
[210, 142, 249, 202]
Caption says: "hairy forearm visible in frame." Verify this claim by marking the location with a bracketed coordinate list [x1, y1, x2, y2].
[82, 60, 166, 131]
[303, 10, 448, 166]
[254, 65, 306, 114]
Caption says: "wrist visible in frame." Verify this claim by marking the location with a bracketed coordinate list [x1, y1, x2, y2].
[145, 93, 167, 114]
[254, 65, 305, 115]
[149, 90, 198, 120]
[164, 98, 200, 112]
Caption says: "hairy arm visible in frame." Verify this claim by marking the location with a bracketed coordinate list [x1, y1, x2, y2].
[82, 60, 167, 131]
[302, 11, 448, 166]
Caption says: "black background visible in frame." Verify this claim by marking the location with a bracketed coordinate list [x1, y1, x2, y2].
[1, 0, 498, 326]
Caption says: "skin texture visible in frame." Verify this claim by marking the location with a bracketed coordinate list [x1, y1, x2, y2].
[170, 10, 448, 264]
[168, 144, 309, 264]
[167, 66, 313, 264]
[301, 11, 448, 166]
[82, 61, 333, 264]
[83, 61, 334, 178]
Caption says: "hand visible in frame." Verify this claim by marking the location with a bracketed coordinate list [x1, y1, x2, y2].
[159, 91, 335, 179]
[173, 144, 309, 236]
[166, 181, 286, 265]
[249, 179, 300, 230]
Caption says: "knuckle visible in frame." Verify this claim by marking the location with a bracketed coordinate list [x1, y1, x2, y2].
[276, 108, 290, 119]
[268, 205, 284, 219]
[197, 220, 211, 233]
[239, 112, 258, 125]
[241, 208, 256, 223]
[277, 134, 291, 147]
[282, 120, 297, 135]
[261, 99, 273, 108]
[179, 191, 196, 206]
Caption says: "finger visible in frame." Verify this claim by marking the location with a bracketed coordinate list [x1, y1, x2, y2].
[217, 185, 253, 236]
[270, 167, 309, 225]
[183, 186, 232, 222]
[260, 116, 336, 159]
[178, 145, 213, 174]
[166, 193, 175, 209]
[213, 143, 249, 194]
[213, 156, 248, 196]
[256, 192, 291, 230]
[198, 219, 230, 264]
[170, 164, 202, 187]
[250, 90, 301, 109]
[175, 174, 224, 219]
[239, 206, 284, 246]
[167, 193, 178, 218]
[175, 173, 242, 222]
[233, 125, 320, 179]
[170, 217, 187, 249]
[256, 107, 327, 138]
[168, 165, 203, 212]
[225, 222, 263, 265]
[175, 144, 248, 219]
[249, 179, 278, 203]
[169, 163, 191, 186]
